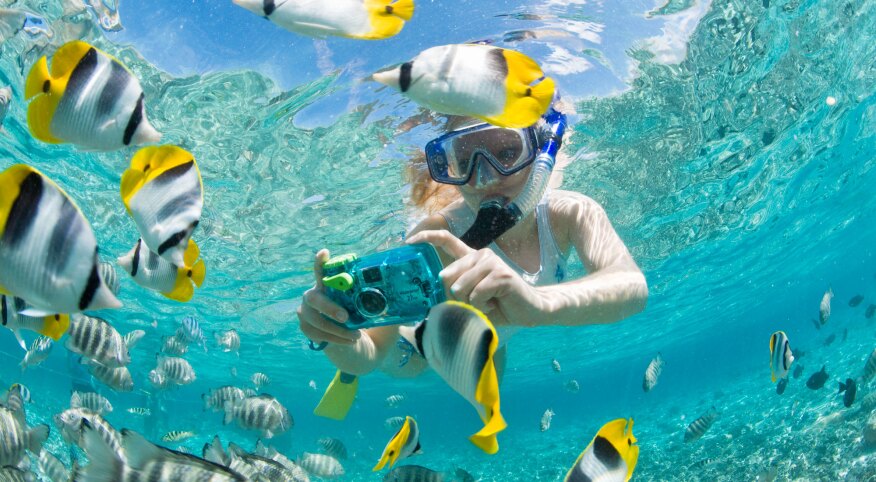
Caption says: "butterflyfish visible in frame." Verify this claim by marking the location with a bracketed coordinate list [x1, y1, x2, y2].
[233, 0, 414, 40]
[0, 164, 121, 316]
[769, 331, 794, 383]
[116, 238, 206, 302]
[411, 301, 506, 454]
[564, 418, 638, 482]
[373, 415, 422, 471]
[25, 40, 160, 150]
[371, 43, 555, 128]
[120, 145, 204, 267]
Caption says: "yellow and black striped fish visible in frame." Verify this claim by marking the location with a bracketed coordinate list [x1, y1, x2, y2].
[121, 145, 204, 267]
[564, 418, 638, 482]
[117, 238, 205, 302]
[412, 301, 506, 454]
[371, 44, 555, 128]
[373, 415, 422, 471]
[0, 164, 121, 316]
[24, 40, 160, 151]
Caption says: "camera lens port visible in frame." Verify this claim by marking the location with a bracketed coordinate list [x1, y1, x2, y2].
[356, 288, 387, 318]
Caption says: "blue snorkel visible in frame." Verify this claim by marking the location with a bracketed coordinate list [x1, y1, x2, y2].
[460, 105, 567, 250]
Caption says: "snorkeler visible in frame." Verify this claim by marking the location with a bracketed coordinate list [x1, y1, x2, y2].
[297, 99, 648, 418]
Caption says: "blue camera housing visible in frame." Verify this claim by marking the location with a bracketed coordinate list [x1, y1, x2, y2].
[322, 244, 446, 329]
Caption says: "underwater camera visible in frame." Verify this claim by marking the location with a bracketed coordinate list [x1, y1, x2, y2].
[321, 244, 446, 329]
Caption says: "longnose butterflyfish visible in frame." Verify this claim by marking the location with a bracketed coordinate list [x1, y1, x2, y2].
[371, 44, 555, 128]
[0, 164, 121, 316]
[233, 0, 414, 40]
[373, 415, 422, 471]
[564, 418, 638, 482]
[117, 238, 205, 302]
[25, 40, 160, 150]
[411, 301, 506, 454]
[121, 145, 204, 267]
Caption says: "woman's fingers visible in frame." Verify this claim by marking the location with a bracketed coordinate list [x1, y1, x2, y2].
[407, 230, 473, 260]
[313, 249, 330, 288]
[304, 289, 349, 323]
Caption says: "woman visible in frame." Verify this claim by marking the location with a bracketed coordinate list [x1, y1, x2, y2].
[297, 103, 648, 413]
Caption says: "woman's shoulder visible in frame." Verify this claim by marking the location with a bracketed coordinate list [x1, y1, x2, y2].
[546, 190, 608, 250]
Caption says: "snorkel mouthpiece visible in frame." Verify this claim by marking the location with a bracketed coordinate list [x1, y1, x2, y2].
[460, 106, 567, 250]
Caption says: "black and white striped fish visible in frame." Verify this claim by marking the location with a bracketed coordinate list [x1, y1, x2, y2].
[1, 295, 70, 350]
[223, 394, 292, 439]
[411, 301, 506, 454]
[155, 356, 196, 385]
[0, 406, 49, 467]
[120, 145, 203, 267]
[383, 464, 443, 482]
[226, 442, 302, 482]
[123, 330, 145, 350]
[20, 336, 53, 370]
[385, 416, 405, 430]
[117, 238, 206, 303]
[385, 394, 404, 407]
[83, 359, 134, 392]
[127, 408, 151, 416]
[202, 386, 247, 412]
[769, 331, 794, 383]
[161, 334, 189, 356]
[214, 329, 240, 353]
[54, 407, 123, 458]
[0, 164, 121, 315]
[162, 431, 195, 443]
[297, 452, 344, 479]
[74, 423, 245, 482]
[71, 391, 112, 414]
[3, 384, 30, 414]
[642, 353, 665, 392]
[39, 449, 69, 482]
[99, 261, 121, 296]
[24, 40, 161, 150]
[684, 407, 719, 443]
[318, 437, 348, 460]
[0, 466, 34, 482]
[65, 314, 130, 368]
[254, 440, 310, 481]
[251, 372, 270, 389]
[177, 316, 207, 349]
[564, 418, 638, 482]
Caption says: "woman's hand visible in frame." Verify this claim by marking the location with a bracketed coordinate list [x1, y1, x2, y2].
[407, 230, 546, 327]
[296, 249, 362, 345]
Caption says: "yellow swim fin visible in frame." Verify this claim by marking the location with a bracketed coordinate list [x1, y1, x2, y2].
[362, 0, 414, 40]
[373, 416, 413, 471]
[39, 314, 70, 341]
[485, 49, 555, 128]
[313, 371, 359, 421]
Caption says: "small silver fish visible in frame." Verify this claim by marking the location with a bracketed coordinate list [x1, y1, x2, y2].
[127, 407, 151, 416]
[385, 394, 405, 407]
[39, 449, 69, 482]
[223, 395, 292, 439]
[0, 407, 49, 468]
[161, 334, 189, 356]
[318, 437, 348, 460]
[70, 391, 112, 414]
[214, 329, 240, 353]
[298, 452, 344, 479]
[565, 379, 581, 393]
[20, 336, 53, 370]
[819, 288, 833, 325]
[540, 408, 554, 432]
[385, 416, 406, 430]
[551, 359, 562, 373]
[154, 356, 196, 386]
[251, 372, 270, 389]
[643, 353, 665, 392]
[66, 314, 129, 368]
[161, 430, 195, 442]
[202, 386, 247, 412]
[684, 407, 719, 443]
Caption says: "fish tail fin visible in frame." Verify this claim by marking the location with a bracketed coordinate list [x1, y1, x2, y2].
[183, 239, 201, 268]
[164, 272, 194, 302]
[470, 357, 506, 454]
[486, 49, 554, 128]
[190, 260, 206, 288]
[28, 424, 49, 454]
[389, 0, 415, 20]
[838, 381, 846, 393]
[25, 56, 50, 100]
[362, 0, 411, 39]
[40, 313, 70, 341]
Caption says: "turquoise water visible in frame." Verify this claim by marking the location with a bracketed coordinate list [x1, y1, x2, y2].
[0, 0, 875, 480]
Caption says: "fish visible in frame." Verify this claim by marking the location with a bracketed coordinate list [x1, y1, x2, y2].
[202, 386, 247, 412]
[823, 333, 836, 346]
[564, 418, 638, 482]
[54, 407, 123, 457]
[0, 85, 11, 129]
[819, 288, 833, 325]
[161, 430, 195, 442]
[39, 449, 70, 482]
[866, 304, 876, 319]
[565, 379, 581, 393]
[117, 237, 206, 303]
[643, 352, 665, 392]
[849, 294, 864, 307]
[861, 348, 876, 383]
[374, 416, 423, 471]
[371, 43, 555, 128]
[776, 378, 788, 395]
[383, 465, 445, 482]
[254, 440, 311, 481]
[0, 407, 49, 467]
[154, 356, 197, 385]
[385, 394, 405, 407]
[838, 378, 856, 407]
[792, 364, 804, 379]
[0, 164, 121, 315]
[309, 380, 317, 390]
[226, 442, 302, 481]
[297, 452, 345, 479]
[148, 369, 171, 390]
[127, 407, 151, 416]
[0, 466, 33, 481]
[65, 314, 130, 368]
[83, 359, 134, 392]
[551, 358, 561, 373]
[318, 437, 348, 460]
[20, 336, 53, 370]
[1, 295, 71, 350]
[232, 0, 414, 40]
[769, 331, 794, 383]
[806, 365, 829, 390]
[540, 408, 554, 432]
[684, 407, 719, 443]
[99, 260, 121, 295]
[70, 391, 112, 414]
[177, 316, 207, 349]
[120, 145, 204, 267]
[3, 384, 29, 414]
[251, 372, 270, 389]
[161, 333, 189, 356]
[24, 40, 161, 150]
[75, 423, 245, 481]
[411, 301, 506, 454]
[223, 394, 292, 439]
[385, 416, 405, 430]
[214, 329, 240, 353]
[123, 329, 146, 350]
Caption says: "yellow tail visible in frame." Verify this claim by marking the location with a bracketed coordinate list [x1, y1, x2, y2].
[165, 273, 194, 302]
[485, 49, 554, 128]
[389, 0, 414, 20]
[362, 0, 412, 40]
[190, 259, 206, 288]
[40, 314, 70, 341]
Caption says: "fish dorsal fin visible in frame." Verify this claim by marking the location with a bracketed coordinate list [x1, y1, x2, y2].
[121, 146, 198, 212]
[122, 429, 165, 470]
[0, 165, 38, 235]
